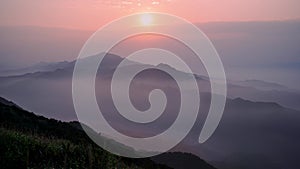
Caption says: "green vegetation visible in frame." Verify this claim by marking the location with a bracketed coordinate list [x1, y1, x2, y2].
[0, 99, 170, 169]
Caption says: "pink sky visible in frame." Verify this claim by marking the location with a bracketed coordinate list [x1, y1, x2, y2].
[0, 0, 299, 30]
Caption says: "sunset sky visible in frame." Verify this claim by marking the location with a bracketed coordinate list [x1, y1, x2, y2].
[1, 0, 300, 29]
[0, 0, 300, 89]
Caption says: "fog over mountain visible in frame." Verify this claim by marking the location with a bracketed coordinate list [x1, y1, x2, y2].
[0, 53, 299, 115]
[1, 20, 300, 169]
[0, 60, 74, 77]
[0, 53, 300, 168]
[1, 20, 300, 89]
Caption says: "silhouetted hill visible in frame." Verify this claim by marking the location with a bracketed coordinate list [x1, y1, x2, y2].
[1, 53, 300, 116]
[0, 96, 171, 169]
[0, 96, 20, 107]
[0, 96, 217, 169]
[152, 152, 217, 169]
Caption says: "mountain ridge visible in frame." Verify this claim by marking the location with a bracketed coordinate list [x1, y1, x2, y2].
[0, 96, 217, 169]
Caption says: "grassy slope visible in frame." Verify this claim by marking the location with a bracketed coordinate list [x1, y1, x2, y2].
[0, 97, 218, 169]
[0, 100, 170, 169]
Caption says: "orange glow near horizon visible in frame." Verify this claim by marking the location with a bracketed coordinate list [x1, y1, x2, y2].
[0, 0, 299, 30]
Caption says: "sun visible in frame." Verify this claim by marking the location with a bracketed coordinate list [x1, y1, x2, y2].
[140, 13, 154, 26]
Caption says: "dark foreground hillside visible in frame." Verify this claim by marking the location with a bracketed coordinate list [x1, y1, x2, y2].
[0, 97, 170, 169]
[152, 152, 217, 169]
[0, 97, 216, 169]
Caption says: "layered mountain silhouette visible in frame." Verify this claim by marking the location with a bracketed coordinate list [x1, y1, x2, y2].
[0, 53, 300, 169]
[152, 152, 217, 169]
[0, 60, 73, 77]
[0, 96, 217, 169]
[190, 97, 300, 169]
[0, 53, 299, 110]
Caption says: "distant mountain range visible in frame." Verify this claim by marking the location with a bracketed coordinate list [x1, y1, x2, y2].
[0, 53, 299, 111]
[0, 53, 300, 169]
[233, 79, 289, 91]
[189, 97, 300, 169]
[0, 96, 217, 169]
[0, 60, 74, 77]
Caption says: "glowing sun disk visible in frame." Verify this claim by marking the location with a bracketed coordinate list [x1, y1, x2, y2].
[140, 13, 153, 26]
